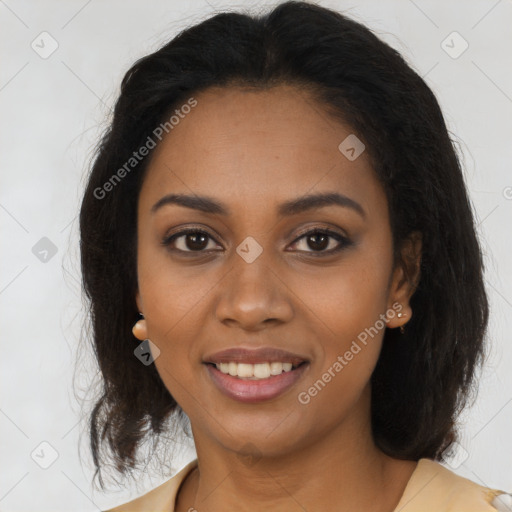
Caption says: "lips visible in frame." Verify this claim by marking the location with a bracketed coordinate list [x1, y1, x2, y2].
[203, 346, 310, 403]
[205, 362, 309, 403]
[203, 347, 309, 366]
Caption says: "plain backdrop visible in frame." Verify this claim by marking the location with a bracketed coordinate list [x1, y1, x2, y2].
[1, 0, 511, 510]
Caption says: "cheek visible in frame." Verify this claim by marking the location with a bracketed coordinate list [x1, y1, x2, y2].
[292, 251, 392, 407]
[294, 251, 391, 344]
[135, 248, 213, 396]
[137, 238, 217, 339]
[140, 272, 211, 361]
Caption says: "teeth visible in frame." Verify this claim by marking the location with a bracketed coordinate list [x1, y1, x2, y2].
[270, 362, 286, 375]
[228, 362, 237, 376]
[215, 361, 296, 379]
[254, 363, 271, 378]
[237, 363, 253, 378]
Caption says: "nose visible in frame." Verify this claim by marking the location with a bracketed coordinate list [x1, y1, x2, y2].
[214, 252, 294, 331]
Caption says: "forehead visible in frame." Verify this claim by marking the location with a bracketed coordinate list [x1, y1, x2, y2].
[139, 85, 386, 219]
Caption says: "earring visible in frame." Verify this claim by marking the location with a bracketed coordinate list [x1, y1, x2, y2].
[397, 311, 407, 334]
[132, 313, 147, 340]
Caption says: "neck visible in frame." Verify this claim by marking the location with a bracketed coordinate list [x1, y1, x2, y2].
[176, 386, 417, 512]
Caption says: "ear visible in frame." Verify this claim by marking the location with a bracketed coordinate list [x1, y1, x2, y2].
[386, 231, 422, 329]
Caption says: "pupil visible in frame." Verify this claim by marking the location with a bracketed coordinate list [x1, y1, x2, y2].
[308, 233, 328, 251]
[187, 232, 208, 250]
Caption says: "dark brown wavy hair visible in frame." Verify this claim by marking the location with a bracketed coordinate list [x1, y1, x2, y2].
[79, 0, 489, 489]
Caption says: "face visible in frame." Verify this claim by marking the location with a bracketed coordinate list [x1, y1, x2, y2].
[134, 85, 418, 460]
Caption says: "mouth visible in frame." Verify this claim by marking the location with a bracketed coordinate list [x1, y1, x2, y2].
[202, 347, 310, 403]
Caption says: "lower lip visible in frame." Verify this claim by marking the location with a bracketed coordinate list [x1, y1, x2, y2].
[205, 363, 309, 403]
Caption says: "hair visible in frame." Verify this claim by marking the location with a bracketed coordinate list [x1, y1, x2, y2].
[79, 0, 489, 489]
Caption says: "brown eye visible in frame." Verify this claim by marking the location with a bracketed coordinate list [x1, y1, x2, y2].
[305, 232, 330, 251]
[162, 229, 221, 252]
[290, 229, 352, 255]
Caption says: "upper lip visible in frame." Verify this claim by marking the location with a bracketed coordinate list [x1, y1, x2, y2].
[203, 347, 309, 365]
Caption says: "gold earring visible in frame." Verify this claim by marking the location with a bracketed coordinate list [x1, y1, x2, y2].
[132, 314, 147, 340]
[397, 311, 407, 334]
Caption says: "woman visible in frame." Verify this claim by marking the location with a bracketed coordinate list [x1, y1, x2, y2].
[79, 2, 511, 511]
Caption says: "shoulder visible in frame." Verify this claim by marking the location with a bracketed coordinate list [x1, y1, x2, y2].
[103, 459, 198, 512]
[394, 458, 511, 512]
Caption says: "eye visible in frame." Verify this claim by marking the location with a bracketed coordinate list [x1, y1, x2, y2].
[289, 228, 352, 255]
[162, 228, 221, 253]
[162, 226, 352, 256]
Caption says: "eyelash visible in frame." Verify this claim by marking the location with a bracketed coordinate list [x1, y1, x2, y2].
[161, 226, 352, 257]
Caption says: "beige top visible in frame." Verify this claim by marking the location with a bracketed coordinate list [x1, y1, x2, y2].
[104, 458, 510, 512]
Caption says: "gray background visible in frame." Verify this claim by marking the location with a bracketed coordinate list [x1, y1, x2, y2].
[1, 0, 511, 510]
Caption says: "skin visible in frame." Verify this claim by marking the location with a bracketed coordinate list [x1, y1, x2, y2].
[133, 85, 422, 512]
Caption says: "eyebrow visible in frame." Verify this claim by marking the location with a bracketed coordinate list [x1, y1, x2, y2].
[151, 192, 366, 219]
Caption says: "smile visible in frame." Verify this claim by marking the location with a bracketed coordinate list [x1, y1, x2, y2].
[214, 361, 300, 379]
[204, 361, 309, 403]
